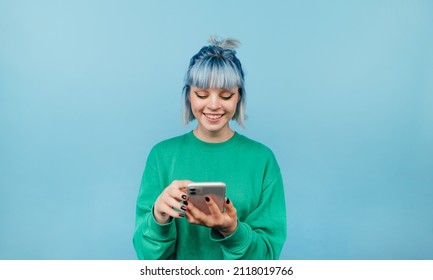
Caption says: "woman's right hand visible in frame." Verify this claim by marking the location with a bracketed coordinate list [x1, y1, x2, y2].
[153, 180, 191, 224]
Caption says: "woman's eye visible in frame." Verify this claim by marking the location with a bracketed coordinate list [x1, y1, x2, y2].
[195, 92, 208, 99]
[221, 94, 234, 100]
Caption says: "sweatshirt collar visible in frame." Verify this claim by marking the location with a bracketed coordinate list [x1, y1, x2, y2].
[185, 130, 240, 151]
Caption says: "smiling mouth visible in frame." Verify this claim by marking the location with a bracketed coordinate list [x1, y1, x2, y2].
[203, 113, 224, 120]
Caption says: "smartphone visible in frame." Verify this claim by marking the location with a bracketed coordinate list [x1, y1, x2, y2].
[187, 182, 226, 215]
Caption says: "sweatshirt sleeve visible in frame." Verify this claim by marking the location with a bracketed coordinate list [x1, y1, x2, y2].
[210, 154, 287, 260]
[133, 148, 177, 260]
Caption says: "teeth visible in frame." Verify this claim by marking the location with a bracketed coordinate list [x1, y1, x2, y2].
[205, 114, 222, 120]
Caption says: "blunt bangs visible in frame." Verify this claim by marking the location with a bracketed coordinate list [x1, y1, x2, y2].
[186, 57, 243, 90]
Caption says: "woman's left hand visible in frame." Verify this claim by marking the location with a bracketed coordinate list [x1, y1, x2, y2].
[185, 197, 238, 237]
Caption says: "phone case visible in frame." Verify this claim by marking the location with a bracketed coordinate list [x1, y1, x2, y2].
[187, 182, 226, 215]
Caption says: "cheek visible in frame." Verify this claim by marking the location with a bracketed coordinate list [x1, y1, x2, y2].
[228, 99, 239, 112]
[190, 99, 205, 113]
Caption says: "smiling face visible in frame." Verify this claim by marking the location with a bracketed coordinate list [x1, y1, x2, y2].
[189, 86, 239, 142]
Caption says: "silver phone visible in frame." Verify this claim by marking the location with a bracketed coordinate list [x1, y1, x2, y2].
[187, 182, 226, 215]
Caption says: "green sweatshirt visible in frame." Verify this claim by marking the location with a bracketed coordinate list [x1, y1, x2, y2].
[133, 131, 286, 259]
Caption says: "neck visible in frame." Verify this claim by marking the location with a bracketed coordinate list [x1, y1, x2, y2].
[193, 127, 235, 143]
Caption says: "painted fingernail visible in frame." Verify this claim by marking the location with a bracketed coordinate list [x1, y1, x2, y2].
[179, 212, 185, 218]
[205, 196, 210, 202]
[183, 201, 188, 206]
[182, 194, 187, 200]
[226, 198, 230, 204]
[181, 205, 187, 211]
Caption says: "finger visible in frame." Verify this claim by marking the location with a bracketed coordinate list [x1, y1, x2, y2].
[159, 203, 185, 219]
[204, 196, 222, 217]
[185, 200, 206, 221]
[156, 195, 187, 218]
[224, 197, 237, 218]
[162, 195, 185, 211]
[167, 188, 187, 201]
[172, 180, 192, 192]
[168, 181, 190, 200]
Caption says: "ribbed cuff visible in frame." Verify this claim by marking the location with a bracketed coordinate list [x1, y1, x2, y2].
[142, 207, 176, 241]
[210, 221, 251, 251]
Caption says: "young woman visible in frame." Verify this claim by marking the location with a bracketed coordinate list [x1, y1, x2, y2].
[133, 37, 286, 259]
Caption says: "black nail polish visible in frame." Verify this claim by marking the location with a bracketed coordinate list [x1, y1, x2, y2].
[183, 201, 188, 206]
[179, 212, 185, 218]
[181, 205, 187, 211]
[226, 198, 230, 204]
[182, 194, 187, 200]
[205, 196, 210, 202]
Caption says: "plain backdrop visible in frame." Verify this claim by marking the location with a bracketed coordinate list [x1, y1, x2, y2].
[1, 0, 432, 259]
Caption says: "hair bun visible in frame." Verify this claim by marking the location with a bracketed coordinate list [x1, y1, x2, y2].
[208, 35, 240, 50]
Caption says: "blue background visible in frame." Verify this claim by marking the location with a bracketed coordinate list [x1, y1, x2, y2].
[1, 0, 432, 259]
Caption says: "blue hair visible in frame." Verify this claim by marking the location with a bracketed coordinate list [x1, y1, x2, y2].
[182, 37, 246, 126]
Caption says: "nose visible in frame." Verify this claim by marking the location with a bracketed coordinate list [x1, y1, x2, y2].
[207, 95, 221, 110]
